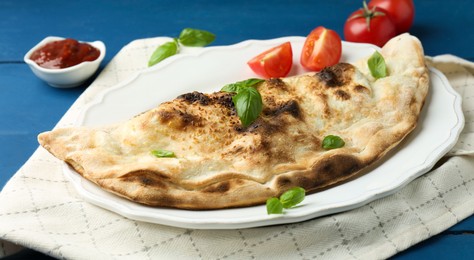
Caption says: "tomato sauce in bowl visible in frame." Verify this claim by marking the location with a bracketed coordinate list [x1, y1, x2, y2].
[24, 36, 106, 88]
[30, 38, 100, 69]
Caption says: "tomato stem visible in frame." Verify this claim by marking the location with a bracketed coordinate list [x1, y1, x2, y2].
[350, 1, 387, 32]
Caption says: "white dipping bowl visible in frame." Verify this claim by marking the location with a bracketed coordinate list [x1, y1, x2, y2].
[24, 36, 106, 88]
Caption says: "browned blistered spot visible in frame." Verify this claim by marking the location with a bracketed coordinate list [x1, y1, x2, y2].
[202, 181, 230, 193]
[311, 154, 363, 188]
[120, 170, 169, 189]
[178, 91, 211, 105]
[139, 176, 154, 185]
[264, 95, 277, 107]
[178, 91, 237, 114]
[157, 110, 203, 130]
[267, 78, 287, 90]
[316, 63, 354, 87]
[317, 93, 331, 118]
[152, 194, 178, 207]
[181, 113, 200, 126]
[213, 92, 235, 110]
[334, 90, 351, 100]
[263, 100, 301, 119]
[226, 116, 294, 163]
[410, 95, 418, 107]
[317, 68, 338, 86]
[157, 110, 174, 123]
[354, 84, 370, 94]
[245, 118, 285, 137]
[276, 176, 293, 189]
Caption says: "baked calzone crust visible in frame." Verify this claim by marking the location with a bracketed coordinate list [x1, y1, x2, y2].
[38, 34, 429, 209]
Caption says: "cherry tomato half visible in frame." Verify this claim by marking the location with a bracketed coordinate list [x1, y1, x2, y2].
[344, 4, 397, 47]
[247, 41, 293, 78]
[300, 26, 342, 71]
[368, 0, 414, 34]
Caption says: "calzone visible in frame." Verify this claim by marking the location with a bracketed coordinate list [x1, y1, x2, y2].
[38, 34, 429, 209]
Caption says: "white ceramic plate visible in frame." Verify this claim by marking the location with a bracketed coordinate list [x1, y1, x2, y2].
[64, 36, 464, 229]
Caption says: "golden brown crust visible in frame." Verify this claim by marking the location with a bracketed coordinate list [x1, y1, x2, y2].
[38, 34, 429, 209]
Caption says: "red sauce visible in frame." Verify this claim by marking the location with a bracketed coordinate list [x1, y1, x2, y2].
[30, 38, 100, 69]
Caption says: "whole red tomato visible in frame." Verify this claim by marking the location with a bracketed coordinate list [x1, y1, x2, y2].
[247, 41, 293, 78]
[344, 2, 397, 47]
[368, 0, 415, 34]
[300, 26, 342, 71]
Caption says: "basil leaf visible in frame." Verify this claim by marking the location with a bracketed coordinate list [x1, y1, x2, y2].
[148, 28, 215, 66]
[322, 135, 345, 150]
[148, 40, 179, 67]
[221, 78, 264, 127]
[266, 197, 283, 214]
[151, 149, 176, 158]
[367, 51, 387, 79]
[279, 187, 306, 209]
[221, 78, 264, 93]
[232, 86, 263, 127]
[178, 28, 216, 47]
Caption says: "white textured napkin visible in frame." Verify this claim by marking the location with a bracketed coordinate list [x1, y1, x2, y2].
[1, 38, 473, 259]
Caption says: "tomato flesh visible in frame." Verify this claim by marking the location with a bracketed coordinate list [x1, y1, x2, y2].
[300, 26, 342, 71]
[368, 0, 414, 34]
[343, 6, 397, 47]
[247, 42, 293, 78]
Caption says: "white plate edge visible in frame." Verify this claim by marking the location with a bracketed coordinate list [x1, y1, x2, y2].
[63, 37, 465, 229]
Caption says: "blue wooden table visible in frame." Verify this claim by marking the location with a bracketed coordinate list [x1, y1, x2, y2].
[1, 0, 473, 258]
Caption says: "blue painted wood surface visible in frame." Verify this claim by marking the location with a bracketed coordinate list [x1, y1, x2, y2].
[1, 0, 473, 258]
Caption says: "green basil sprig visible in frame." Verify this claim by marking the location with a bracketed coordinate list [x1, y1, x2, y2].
[266, 187, 306, 215]
[232, 87, 263, 127]
[148, 28, 215, 67]
[322, 135, 345, 150]
[221, 78, 264, 93]
[178, 28, 216, 47]
[148, 40, 179, 67]
[266, 197, 283, 214]
[367, 51, 387, 79]
[151, 149, 176, 158]
[221, 78, 264, 127]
